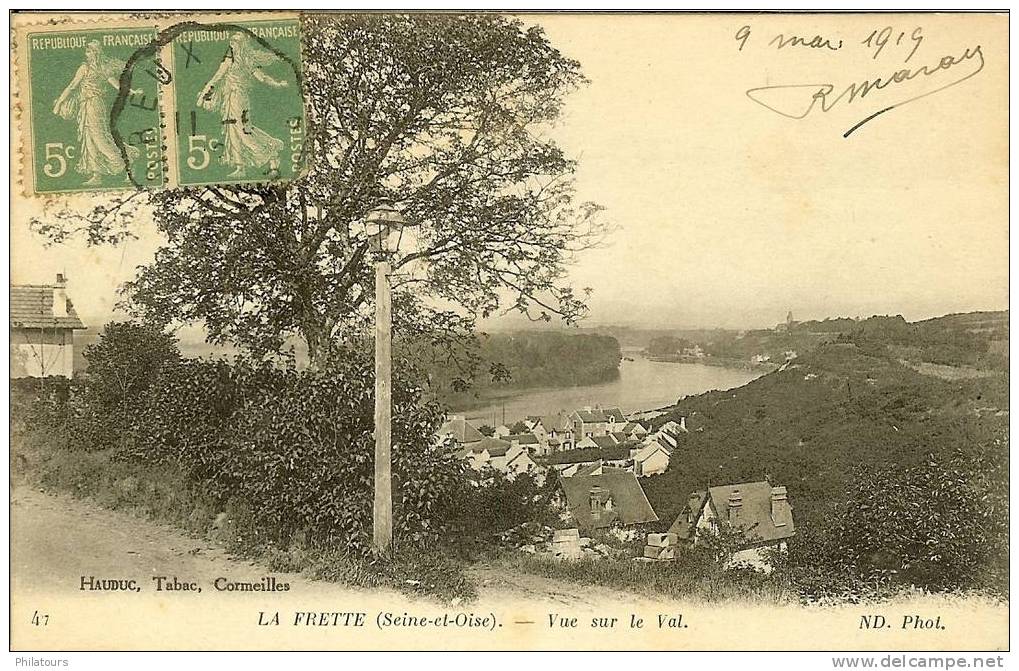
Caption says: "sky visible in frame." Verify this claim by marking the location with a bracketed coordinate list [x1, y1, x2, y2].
[10, 13, 1009, 331]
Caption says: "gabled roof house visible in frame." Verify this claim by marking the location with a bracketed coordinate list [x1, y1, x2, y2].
[11, 274, 87, 378]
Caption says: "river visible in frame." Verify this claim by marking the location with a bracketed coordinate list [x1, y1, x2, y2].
[456, 352, 766, 426]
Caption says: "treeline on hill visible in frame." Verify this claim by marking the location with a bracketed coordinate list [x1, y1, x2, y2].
[642, 315, 1009, 600]
[429, 332, 622, 404]
[12, 322, 558, 602]
[841, 312, 1009, 371]
[651, 311, 1009, 372]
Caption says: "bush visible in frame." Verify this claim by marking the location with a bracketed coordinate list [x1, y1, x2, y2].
[11, 377, 72, 437]
[453, 468, 559, 553]
[832, 451, 1007, 592]
[72, 321, 180, 451]
[61, 322, 558, 558]
[776, 445, 1009, 601]
[111, 351, 461, 552]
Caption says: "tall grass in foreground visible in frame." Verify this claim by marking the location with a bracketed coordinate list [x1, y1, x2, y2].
[498, 554, 792, 605]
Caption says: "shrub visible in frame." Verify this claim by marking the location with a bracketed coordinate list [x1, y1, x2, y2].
[11, 377, 72, 438]
[67, 323, 556, 559]
[832, 451, 1007, 592]
[776, 444, 1009, 601]
[116, 351, 461, 552]
[452, 468, 559, 553]
[72, 321, 180, 451]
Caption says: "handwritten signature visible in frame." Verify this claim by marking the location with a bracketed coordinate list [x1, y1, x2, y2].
[745, 44, 984, 137]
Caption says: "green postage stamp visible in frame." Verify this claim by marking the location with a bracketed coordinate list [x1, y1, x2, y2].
[171, 20, 305, 187]
[14, 13, 305, 195]
[22, 25, 164, 194]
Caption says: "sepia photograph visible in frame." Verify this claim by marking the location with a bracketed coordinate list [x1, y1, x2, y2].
[7, 8, 1010, 656]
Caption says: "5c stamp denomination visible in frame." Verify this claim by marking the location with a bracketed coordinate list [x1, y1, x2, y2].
[22, 24, 164, 194]
[13, 13, 305, 195]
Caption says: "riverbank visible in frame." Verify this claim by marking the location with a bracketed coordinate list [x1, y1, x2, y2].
[643, 353, 781, 373]
[454, 356, 766, 426]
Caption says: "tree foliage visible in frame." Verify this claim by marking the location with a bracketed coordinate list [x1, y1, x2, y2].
[59, 321, 557, 553]
[33, 14, 606, 369]
[73, 321, 180, 451]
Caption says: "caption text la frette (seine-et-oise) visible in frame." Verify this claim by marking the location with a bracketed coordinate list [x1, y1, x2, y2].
[74, 574, 947, 634]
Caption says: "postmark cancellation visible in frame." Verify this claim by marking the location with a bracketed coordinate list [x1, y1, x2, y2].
[12, 12, 305, 196]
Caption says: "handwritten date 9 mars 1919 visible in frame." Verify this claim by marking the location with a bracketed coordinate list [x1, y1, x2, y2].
[734, 24, 924, 61]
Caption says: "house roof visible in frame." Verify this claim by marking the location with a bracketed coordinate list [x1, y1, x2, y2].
[474, 436, 511, 456]
[648, 437, 675, 456]
[10, 285, 86, 330]
[573, 461, 603, 477]
[507, 446, 534, 463]
[559, 470, 659, 530]
[573, 409, 606, 423]
[610, 431, 629, 443]
[668, 491, 708, 540]
[670, 481, 795, 544]
[633, 442, 670, 463]
[603, 407, 626, 422]
[506, 433, 540, 445]
[622, 422, 647, 434]
[538, 445, 632, 466]
[541, 414, 574, 432]
[584, 435, 619, 450]
[439, 417, 485, 444]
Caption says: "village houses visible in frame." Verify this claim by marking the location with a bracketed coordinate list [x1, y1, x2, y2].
[10, 274, 87, 379]
[557, 467, 659, 532]
[668, 481, 795, 570]
[440, 405, 673, 481]
[436, 408, 798, 568]
[631, 440, 671, 476]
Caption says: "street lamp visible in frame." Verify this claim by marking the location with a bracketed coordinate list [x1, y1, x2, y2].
[365, 202, 409, 556]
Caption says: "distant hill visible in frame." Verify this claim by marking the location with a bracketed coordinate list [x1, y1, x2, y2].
[432, 331, 623, 407]
[642, 311, 1009, 533]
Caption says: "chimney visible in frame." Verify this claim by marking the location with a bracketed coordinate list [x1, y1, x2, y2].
[52, 274, 67, 317]
[679, 416, 688, 432]
[727, 490, 743, 525]
[771, 486, 792, 527]
[687, 493, 701, 524]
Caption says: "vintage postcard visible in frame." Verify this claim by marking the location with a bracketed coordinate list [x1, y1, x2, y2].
[8, 10, 1009, 655]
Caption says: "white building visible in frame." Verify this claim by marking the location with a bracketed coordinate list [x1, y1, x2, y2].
[11, 275, 86, 379]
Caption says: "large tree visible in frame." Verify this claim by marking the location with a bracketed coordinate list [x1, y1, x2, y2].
[34, 13, 606, 371]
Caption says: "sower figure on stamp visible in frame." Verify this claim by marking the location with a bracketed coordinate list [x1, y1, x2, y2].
[52, 40, 140, 186]
[197, 32, 288, 179]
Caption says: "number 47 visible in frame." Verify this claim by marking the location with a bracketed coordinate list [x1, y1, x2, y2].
[31, 610, 49, 626]
[42, 142, 75, 178]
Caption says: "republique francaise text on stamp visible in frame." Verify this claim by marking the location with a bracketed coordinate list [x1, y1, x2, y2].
[13, 13, 306, 195]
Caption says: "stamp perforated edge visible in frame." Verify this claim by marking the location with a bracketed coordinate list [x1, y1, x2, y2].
[11, 10, 305, 198]
[12, 14, 166, 197]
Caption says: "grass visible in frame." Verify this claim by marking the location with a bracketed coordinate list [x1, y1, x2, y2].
[494, 551, 794, 604]
[11, 422, 477, 604]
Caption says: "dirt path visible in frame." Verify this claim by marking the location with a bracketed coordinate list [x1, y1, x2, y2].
[11, 485, 315, 597]
[10, 485, 1008, 651]
[10, 484, 613, 608]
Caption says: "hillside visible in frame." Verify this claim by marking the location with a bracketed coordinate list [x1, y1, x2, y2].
[432, 331, 622, 407]
[643, 313, 1009, 535]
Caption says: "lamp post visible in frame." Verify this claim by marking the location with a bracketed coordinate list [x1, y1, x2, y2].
[365, 203, 409, 556]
